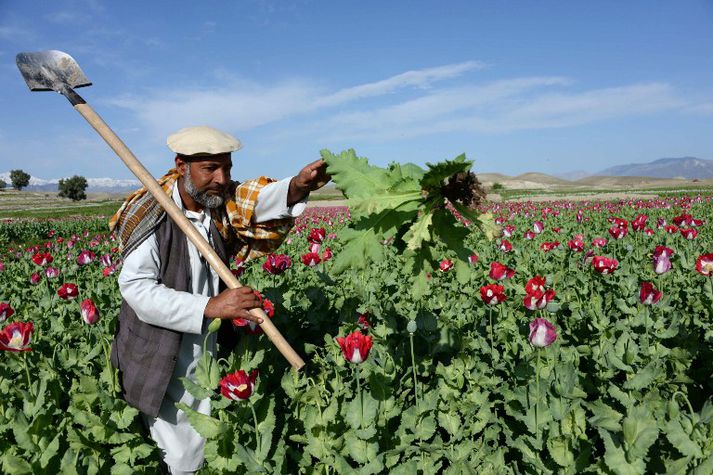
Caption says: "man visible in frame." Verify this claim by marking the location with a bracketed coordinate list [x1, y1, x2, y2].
[109, 126, 329, 474]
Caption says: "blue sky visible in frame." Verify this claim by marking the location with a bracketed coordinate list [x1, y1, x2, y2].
[1, 0, 713, 182]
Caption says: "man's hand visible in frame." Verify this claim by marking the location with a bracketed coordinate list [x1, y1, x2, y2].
[204, 287, 264, 323]
[287, 159, 331, 206]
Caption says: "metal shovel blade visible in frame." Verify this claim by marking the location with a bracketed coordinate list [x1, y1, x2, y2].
[16, 50, 91, 93]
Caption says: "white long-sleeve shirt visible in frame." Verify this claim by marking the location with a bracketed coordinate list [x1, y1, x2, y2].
[118, 178, 305, 472]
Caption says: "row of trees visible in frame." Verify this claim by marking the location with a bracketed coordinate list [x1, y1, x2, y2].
[1, 169, 87, 201]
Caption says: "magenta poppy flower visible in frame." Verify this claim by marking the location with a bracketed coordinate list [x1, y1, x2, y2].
[528, 318, 557, 348]
[652, 246, 674, 275]
[639, 282, 662, 305]
[220, 369, 259, 401]
[523, 230, 535, 240]
[532, 221, 544, 234]
[262, 253, 292, 275]
[524, 276, 546, 295]
[0, 302, 14, 323]
[336, 330, 373, 364]
[29, 272, 41, 285]
[0, 322, 34, 352]
[77, 250, 96, 266]
[695, 254, 713, 277]
[480, 284, 507, 305]
[322, 247, 333, 261]
[468, 254, 479, 265]
[45, 267, 60, 279]
[489, 262, 515, 281]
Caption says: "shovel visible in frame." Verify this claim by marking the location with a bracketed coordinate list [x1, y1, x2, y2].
[16, 50, 305, 371]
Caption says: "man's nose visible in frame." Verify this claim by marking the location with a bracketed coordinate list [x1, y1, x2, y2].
[213, 169, 230, 186]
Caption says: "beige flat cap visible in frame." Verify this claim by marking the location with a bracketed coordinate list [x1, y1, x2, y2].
[167, 126, 243, 156]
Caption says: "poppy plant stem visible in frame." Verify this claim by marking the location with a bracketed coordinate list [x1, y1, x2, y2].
[535, 350, 541, 444]
[409, 332, 420, 411]
[22, 352, 33, 397]
[489, 306, 494, 363]
[249, 400, 262, 462]
[356, 367, 363, 428]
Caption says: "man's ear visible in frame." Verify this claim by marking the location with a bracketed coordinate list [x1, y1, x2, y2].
[175, 155, 188, 176]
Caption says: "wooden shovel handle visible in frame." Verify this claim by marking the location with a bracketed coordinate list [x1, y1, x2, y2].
[73, 103, 305, 371]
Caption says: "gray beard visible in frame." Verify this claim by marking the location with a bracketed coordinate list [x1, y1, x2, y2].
[184, 166, 225, 209]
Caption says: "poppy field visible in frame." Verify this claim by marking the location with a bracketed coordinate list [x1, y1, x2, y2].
[1, 191, 713, 474]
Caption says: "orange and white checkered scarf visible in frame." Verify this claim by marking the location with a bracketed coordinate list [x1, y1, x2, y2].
[108, 169, 294, 260]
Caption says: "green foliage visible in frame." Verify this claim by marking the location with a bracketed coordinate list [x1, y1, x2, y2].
[10, 169, 31, 190]
[58, 175, 88, 201]
[321, 149, 493, 290]
[0, 192, 712, 474]
[0, 179, 6, 190]
[491, 182, 505, 192]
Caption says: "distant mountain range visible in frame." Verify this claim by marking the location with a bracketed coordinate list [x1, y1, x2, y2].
[554, 157, 713, 180]
[0, 172, 140, 193]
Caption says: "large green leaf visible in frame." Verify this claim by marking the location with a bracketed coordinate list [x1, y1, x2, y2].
[175, 403, 226, 439]
[622, 406, 659, 459]
[419, 153, 472, 192]
[665, 419, 703, 458]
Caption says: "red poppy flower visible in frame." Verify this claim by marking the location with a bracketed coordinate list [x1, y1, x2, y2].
[540, 241, 560, 252]
[631, 214, 648, 231]
[0, 321, 34, 352]
[480, 284, 507, 305]
[695, 254, 713, 277]
[524, 289, 556, 311]
[567, 239, 585, 252]
[468, 254, 479, 265]
[220, 369, 259, 401]
[592, 256, 618, 274]
[80, 298, 101, 325]
[31, 252, 53, 266]
[308, 227, 326, 244]
[639, 281, 662, 305]
[322, 248, 333, 261]
[489, 262, 515, 281]
[499, 240, 513, 253]
[439, 259, 454, 272]
[233, 291, 274, 332]
[336, 330, 373, 364]
[57, 283, 79, 300]
[608, 226, 627, 240]
[591, 237, 607, 248]
[680, 228, 698, 240]
[524, 276, 546, 296]
[301, 252, 322, 267]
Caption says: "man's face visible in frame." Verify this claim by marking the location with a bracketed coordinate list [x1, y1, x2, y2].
[177, 153, 232, 209]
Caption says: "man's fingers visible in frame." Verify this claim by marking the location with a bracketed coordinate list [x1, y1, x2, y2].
[238, 310, 264, 324]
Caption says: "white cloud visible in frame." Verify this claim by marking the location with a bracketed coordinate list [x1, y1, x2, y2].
[108, 61, 483, 136]
[108, 61, 694, 148]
